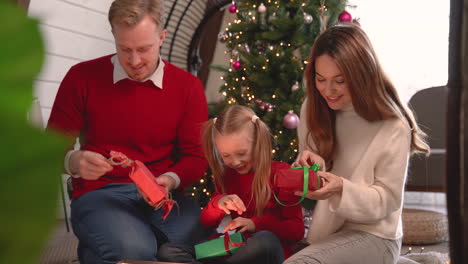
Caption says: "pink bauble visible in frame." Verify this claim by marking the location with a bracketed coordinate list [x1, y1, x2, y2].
[283, 110, 300, 129]
[232, 60, 241, 70]
[228, 4, 237, 13]
[259, 102, 266, 111]
[338, 10, 352, 23]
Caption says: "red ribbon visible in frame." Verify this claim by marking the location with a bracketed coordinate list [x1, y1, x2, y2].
[222, 232, 246, 255]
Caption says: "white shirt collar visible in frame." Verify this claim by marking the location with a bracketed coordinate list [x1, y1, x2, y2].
[111, 54, 164, 88]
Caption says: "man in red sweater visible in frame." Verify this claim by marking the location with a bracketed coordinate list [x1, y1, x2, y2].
[47, 0, 208, 263]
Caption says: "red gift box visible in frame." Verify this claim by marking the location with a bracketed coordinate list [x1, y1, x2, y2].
[274, 165, 325, 206]
[275, 166, 324, 191]
[129, 160, 175, 220]
[109, 151, 175, 220]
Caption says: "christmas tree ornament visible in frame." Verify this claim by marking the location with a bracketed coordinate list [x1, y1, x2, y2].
[319, 13, 328, 32]
[338, 10, 352, 22]
[257, 44, 265, 53]
[244, 44, 250, 53]
[268, 12, 276, 23]
[231, 49, 239, 57]
[304, 13, 313, 24]
[218, 32, 229, 43]
[319, 0, 328, 32]
[283, 110, 300, 129]
[291, 81, 300, 91]
[259, 102, 266, 111]
[228, 2, 237, 13]
[232, 60, 242, 70]
[258, 3, 266, 13]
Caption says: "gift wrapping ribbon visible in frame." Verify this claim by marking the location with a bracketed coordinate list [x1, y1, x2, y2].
[273, 163, 321, 206]
[222, 232, 246, 255]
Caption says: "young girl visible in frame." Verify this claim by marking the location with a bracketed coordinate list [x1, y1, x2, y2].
[158, 105, 304, 264]
[285, 24, 430, 264]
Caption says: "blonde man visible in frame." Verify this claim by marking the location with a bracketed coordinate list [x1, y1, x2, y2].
[47, 0, 209, 263]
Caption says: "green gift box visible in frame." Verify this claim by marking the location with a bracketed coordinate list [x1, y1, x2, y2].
[194, 232, 246, 260]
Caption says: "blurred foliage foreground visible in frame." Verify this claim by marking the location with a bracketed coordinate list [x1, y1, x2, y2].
[0, 2, 68, 264]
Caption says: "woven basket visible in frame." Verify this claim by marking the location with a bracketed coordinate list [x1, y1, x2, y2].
[402, 208, 448, 245]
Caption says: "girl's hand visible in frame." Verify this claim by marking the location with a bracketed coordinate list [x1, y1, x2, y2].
[224, 217, 255, 233]
[218, 194, 246, 215]
[292, 150, 325, 169]
[294, 171, 343, 200]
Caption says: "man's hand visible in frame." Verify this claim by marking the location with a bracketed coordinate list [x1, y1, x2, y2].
[218, 194, 246, 215]
[155, 174, 177, 192]
[294, 171, 343, 200]
[224, 217, 255, 233]
[69, 150, 113, 180]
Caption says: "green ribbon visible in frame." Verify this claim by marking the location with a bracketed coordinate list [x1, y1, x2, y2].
[274, 163, 321, 207]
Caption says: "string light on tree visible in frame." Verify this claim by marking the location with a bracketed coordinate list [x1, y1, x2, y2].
[304, 12, 313, 24]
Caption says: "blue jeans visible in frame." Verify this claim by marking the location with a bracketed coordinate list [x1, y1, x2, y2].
[157, 230, 284, 264]
[71, 183, 208, 264]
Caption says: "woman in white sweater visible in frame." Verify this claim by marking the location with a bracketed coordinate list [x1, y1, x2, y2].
[285, 24, 429, 264]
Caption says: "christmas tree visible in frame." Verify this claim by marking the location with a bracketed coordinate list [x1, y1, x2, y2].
[189, 0, 356, 206]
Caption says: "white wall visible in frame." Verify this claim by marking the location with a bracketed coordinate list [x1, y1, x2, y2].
[28, 0, 116, 128]
[206, 1, 450, 104]
[350, 0, 449, 103]
[28, 0, 116, 219]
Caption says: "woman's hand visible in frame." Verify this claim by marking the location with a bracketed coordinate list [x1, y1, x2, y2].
[294, 171, 343, 200]
[218, 194, 246, 215]
[224, 217, 255, 233]
[292, 150, 325, 169]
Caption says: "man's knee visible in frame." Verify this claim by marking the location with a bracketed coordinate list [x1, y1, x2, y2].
[101, 238, 157, 262]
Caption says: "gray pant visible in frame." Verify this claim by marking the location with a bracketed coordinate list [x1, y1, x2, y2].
[284, 230, 401, 264]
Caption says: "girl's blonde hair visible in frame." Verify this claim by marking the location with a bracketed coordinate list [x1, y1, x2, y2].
[304, 23, 429, 169]
[202, 105, 272, 216]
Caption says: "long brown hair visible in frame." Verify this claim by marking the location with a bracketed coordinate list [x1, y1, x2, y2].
[304, 24, 429, 169]
[202, 105, 272, 216]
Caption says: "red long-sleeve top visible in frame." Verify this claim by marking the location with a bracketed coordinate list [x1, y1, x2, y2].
[200, 161, 304, 258]
[47, 54, 208, 198]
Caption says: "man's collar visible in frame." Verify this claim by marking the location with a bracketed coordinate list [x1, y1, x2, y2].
[111, 54, 164, 88]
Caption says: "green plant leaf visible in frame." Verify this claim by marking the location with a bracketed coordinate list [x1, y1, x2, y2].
[0, 3, 68, 264]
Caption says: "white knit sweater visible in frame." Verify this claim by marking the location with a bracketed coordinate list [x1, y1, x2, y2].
[297, 99, 411, 243]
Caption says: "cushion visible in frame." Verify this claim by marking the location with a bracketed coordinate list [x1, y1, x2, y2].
[402, 208, 448, 245]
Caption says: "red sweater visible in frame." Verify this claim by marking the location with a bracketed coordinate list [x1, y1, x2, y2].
[47, 54, 208, 198]
[200, 161, 304, 258]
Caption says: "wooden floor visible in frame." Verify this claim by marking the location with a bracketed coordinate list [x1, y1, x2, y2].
[39, 217, 449, 264]
[39, 220, 78, 264]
